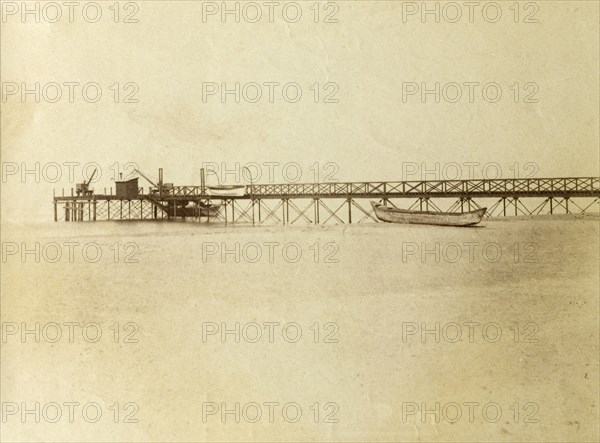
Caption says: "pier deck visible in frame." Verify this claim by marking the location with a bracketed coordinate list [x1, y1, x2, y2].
[54, 177, 600, 224]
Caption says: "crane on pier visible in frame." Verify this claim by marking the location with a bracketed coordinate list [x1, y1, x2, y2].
[134, 168, 160, 192]
[76, 168, 96, 196]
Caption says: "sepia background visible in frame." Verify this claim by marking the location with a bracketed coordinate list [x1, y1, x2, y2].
[1, 1, 599, 442]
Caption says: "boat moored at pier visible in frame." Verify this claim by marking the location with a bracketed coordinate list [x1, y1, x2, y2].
[370, 201, 486, 227]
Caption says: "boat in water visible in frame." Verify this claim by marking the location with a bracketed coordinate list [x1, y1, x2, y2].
[164, 201, 221, 217]
[370, 201, 486, 227]
[206, 185, 246, 197]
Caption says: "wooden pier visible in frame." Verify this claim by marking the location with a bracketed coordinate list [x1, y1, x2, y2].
[54, 175, 600, 224]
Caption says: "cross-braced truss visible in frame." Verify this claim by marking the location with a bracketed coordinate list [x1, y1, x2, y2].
[53, 176, 600, 224]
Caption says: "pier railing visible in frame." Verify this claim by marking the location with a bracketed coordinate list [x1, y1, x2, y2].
[53, 176, 600, 222]
[164, 177, 600, 198]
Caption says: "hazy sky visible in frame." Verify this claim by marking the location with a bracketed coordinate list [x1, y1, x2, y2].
[2, 1, 599, 222]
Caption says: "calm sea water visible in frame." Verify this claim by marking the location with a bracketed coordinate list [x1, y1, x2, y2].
[2, 216, 599, 442]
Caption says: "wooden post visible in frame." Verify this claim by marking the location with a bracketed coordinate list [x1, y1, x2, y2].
[53, 201, 57, 222]
[348, 198, 352, 224]
[93, 199, 97, 221]
[159, 168, 163, 197]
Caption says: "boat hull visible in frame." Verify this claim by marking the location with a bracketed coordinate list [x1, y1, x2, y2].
[370, 202, 486, 227]
[206, 186, 246, 197]
[165, 203, 221, 217]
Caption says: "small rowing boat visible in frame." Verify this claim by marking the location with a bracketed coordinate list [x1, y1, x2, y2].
[370, 201, 486, 227]
[206, 185, 246, 197]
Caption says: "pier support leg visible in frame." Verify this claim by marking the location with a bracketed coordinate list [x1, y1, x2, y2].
[54, 201, 57, 222]
[348, 198, 352, 224]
